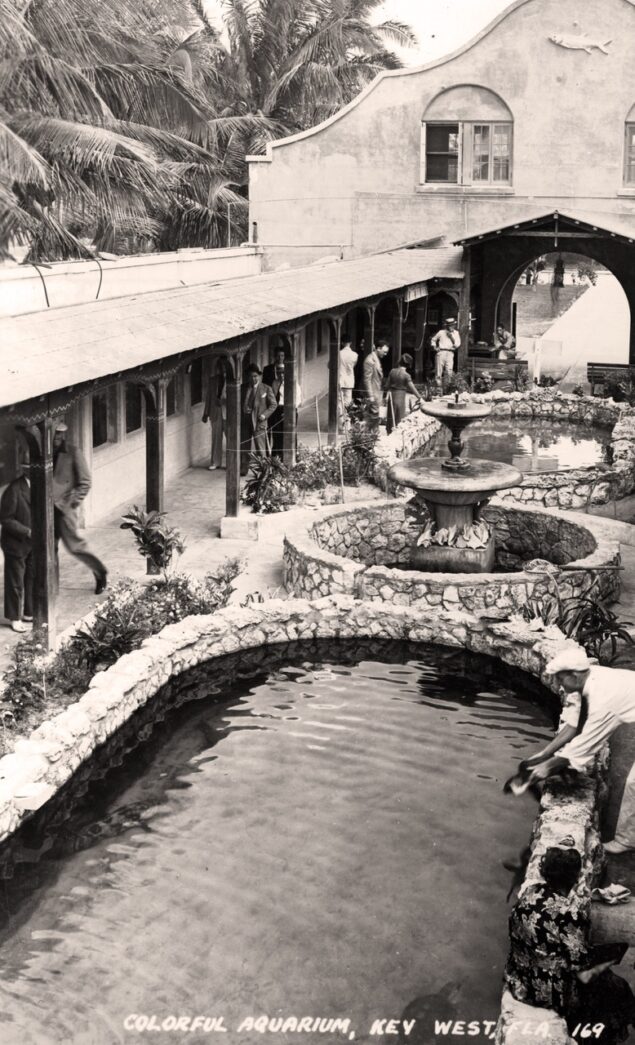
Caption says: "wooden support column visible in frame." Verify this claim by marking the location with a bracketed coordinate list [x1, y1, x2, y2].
[143, 378, 166, 574]
[364, 305, 376, 352]
[283, 334, 298, 468]
[225, 355, 243, 518]
[414, 299, 427, 383]
[458, 249, 472, 371]
[392, 297, 404, 368]
[22, 420, 57, 648]
[328, 317, 342, 446]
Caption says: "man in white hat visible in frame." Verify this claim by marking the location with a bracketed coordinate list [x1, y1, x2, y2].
[521, 648, 635, 854]
[430, 317, 460, 384]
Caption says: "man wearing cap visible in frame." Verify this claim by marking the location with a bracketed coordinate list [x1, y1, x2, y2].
[431, 317, 460, 384]
[53, 422, 108, 594]
[522, 648, 635, 854]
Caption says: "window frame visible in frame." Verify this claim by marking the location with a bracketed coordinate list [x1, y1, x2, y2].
[624, 123, 635, 186]
[124, 382, 145, 436]
[421, 120, 513, 188]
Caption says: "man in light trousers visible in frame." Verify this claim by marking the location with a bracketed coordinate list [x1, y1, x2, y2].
[431, 317, 460, 384]
[521, 648, 635, 854]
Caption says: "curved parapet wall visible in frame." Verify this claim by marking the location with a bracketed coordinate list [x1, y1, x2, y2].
[372, 391, 635, 510]
[283, 500, 621, 614]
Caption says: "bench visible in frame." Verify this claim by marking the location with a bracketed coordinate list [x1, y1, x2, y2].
[587, 363, 635, 396]
[468, 357, 528, 389]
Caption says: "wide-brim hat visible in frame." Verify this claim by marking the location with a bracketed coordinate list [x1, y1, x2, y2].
[445, 318, 457, 325]
[545, 648, 593, 674]
[54, 420, 68, 432]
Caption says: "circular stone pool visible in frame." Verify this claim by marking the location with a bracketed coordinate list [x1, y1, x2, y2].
[423, 419, 611, 473]
[0, 641, 554, 1045]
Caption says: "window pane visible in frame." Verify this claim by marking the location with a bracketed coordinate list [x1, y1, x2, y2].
[472, 124, 490, 182]
[92, 392, 109, 448]
[125, 384, 143, 434]
[166, 377, 177, 417]
[492, 123, 511, 182]
[190, 358, 203, 405]
[626, 125, 635, 184]
[426, 123, 459, 183]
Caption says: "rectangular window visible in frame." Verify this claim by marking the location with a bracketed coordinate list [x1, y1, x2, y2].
[190, 358, 203, 405]
[125, 384, 143, 434]
[166, 376, 178, 417]
[625, 124, 635, 184]
[425, 123, 460, 183]
[423, 122, 511, 186]
[92, 391, 110, 448]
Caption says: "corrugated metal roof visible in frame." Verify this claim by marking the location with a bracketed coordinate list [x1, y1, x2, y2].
[0, 246, 463, 409]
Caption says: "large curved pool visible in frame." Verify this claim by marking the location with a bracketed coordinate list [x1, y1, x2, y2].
[0, 641, 555, 1045]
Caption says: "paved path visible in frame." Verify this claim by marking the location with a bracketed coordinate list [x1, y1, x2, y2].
[537, 272, 630, 387]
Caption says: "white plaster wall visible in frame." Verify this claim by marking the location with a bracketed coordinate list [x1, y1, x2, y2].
[249, 0, 635, 262]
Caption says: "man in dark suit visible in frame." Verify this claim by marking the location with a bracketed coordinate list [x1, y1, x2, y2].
[243, 365, 277, 460]
[263, 349, 286, 389]
[0, 457, 33, 632]
[53, 421, 108, 594]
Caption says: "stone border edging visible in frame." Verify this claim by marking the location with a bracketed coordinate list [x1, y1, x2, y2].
[0, 596, 601, 1045]
[283, 501, 621, 614]
[372, 391, 635, 510]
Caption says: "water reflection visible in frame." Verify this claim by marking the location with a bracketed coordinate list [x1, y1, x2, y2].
[427, 421, 611, 473]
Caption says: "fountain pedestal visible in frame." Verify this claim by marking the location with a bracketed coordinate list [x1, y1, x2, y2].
[388, 401, 523, 574]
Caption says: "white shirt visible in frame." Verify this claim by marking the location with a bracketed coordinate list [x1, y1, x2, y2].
[270, 375, 302, 406]
[339, 346, 358, 388]
[431, 328, 461, 351]
[559, 666, 635, 770]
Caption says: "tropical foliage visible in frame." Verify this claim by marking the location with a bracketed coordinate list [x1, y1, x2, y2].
[0, 0, 415, 260]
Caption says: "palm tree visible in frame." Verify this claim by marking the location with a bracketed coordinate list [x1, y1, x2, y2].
[213, 0, 417, 142]
[0, 0, 267, 258]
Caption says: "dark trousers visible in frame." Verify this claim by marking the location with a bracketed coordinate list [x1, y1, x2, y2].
[3, 551, 33, 621]
[54, 508, 106, 580]
[269, 406, 284, 459]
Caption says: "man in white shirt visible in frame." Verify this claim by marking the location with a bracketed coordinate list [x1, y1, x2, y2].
[431, 317, 460, 383]
[523, 648, 635, 853]
[339, 339, 358, 410]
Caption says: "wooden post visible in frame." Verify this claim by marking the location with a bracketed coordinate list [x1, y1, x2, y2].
[143, 378, 167, 575]
[144, 378, 166, 515]
[283, 333, 298, 468]
[328, 316, 342, 446]
[225, 355, 243, 517]
[23, 420, 57, 648]
[367, 305, 376, 352]
[414, 299, 427, 383]
[392, 297, 404, 368]
[458, 248, 472, 371]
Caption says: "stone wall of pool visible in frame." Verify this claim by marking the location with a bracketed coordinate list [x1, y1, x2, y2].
[372, 391, 635, 510]
[283, 501, 621, 615]
[0, 597, 606, 1045]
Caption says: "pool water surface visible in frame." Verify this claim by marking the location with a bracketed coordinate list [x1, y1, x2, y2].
[426, 419, 611, 473]
[0, 642, 555, 1045]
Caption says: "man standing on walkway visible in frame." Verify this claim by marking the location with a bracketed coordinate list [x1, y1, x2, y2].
[363, 340, 389, 411]
[268, 361, 302, 459]
[522, 648, 635, 854]
[431, 317, 460, 384]
[53, 422, 108, 594]
[243, 365, 277, 459]
[1, 453, 33, 632]
[338, 339, 358, 411]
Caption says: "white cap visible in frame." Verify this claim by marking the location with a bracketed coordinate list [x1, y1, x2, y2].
[545, 648, 593, 674]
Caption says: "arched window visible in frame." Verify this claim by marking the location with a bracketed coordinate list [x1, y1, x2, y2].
[625, 105, 635, 185]
[421, 85, 513, 187]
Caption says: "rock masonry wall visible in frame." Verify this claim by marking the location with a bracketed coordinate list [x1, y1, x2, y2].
[372, 390, 635, 510]
[283, 501, 621, 616]
[0, 597, 600, 1045]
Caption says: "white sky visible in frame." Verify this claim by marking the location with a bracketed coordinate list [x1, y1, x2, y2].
[377, 0, 514, 64]
[203, 1, 515, 66]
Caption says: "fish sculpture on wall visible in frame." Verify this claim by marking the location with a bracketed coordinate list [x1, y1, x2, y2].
[549, 32, 612, 54]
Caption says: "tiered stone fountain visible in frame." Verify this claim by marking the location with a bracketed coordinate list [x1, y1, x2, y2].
[389, 398, 523, 573]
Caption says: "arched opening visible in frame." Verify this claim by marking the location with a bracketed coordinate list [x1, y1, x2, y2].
[501, 252, 631, 388]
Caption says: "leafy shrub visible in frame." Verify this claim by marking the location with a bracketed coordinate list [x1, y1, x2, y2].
[572, 384, 586, 397]
[536, 375, 559, 388]
[474, 371, 494, 393]
[0, 561, 242, 728]
[521, 582, 633, 665]
[513, 366, 530, 392]
[602, 370, 635, 405]
[290, 445, 339, 491]
[120, 506, 186, 574]
[446, 372, 471, 395]
[242, 455, 298, 513]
